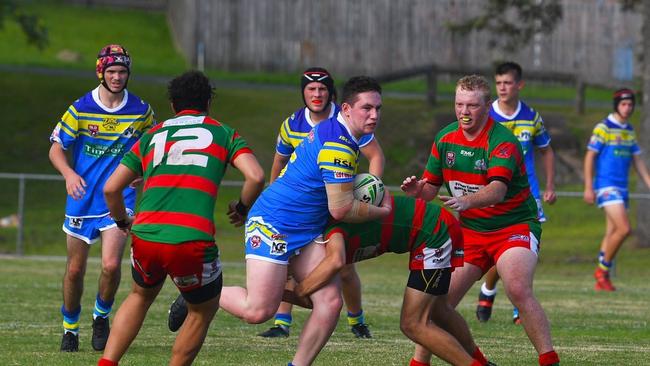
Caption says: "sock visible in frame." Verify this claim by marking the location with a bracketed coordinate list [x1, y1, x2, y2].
[472, 347, 488, 365]
[598, 258, 612, 272]
[598, 250, 605, 262]
[61, 304, 81, 335]
[274, 313, 292, 328]
[98, 358, 119, 366]
[409, 358, 429, 366]
[347, 309, 365, 326]
[539, 350, 560, 366]
[93, 293, 114, 320]
[480, 282, 497, 296]
[470, 360, 483, 366]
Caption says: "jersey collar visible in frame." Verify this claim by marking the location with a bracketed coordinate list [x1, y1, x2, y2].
[336, 112, 359, 144]
[491, 99, 521, 120]
[92, 86, 128, 113]
[304, 102, 336, 127]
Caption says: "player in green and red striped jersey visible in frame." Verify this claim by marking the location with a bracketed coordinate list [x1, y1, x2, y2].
[98, 71, 265, 366]
[402, 75, 559, 366]
[284, 195, 493, 366]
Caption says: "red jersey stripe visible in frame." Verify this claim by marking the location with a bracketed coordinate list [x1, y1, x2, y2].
[379, 195, 396, 254]
[441, 168, 488, 185]
[461, 188, 531, 220]
[143, 174, 219, 196]
[134, 211, 215, 235]
[407, 199, 426, 250]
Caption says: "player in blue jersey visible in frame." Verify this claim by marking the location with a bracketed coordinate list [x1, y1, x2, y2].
[259, 67, 385, 339]
[584, 88, 650, 291]
[49, 44, 155, 352]
[221, 76, 391, 366]
[475, 62, 557, 324]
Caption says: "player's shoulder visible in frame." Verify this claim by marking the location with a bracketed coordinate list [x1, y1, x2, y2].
[518, 100, 539, 119]
[316, 115, 356, 147]
[70, 90, 96, 110]
[491, 119, 520, 142]
[124, 90, 152, 113]
[436, 121, 459, 141]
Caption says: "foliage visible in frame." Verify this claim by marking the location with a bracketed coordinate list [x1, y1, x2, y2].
[0, 0, 47, 49]
[446, 0, 562, 52]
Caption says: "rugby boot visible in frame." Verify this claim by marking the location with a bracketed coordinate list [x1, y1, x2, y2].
[476, 292, 495, 322]
[168, 294, 188, 332]
[350, 323, 372, 338]
[512, 306, 521, 325]
[594, 268, 616, 291]
[91, 316, 110, 351]
[60, 331, 79, 352]
[258, 325, 290, 338]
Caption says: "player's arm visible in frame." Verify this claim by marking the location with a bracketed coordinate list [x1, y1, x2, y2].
[48, 142, 86, 200]
[632, 154, 650, 190]
[270, 153, 290, 183]
[538, 145, 557, 204]
[360, 139, 385, 178]
[439, 180, 508, 212]
[294, 233, 347, 297]
[228, 153, 266, 226]
[325, 182, 391, 223]
[103, 164, 139, 230]
[583, 149, 597, 204]
[401, 175, 441, 201]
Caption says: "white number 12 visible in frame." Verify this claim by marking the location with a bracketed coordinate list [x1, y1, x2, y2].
[150, 127, 212, 167]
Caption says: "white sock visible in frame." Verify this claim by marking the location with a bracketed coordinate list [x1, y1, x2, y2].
[481, 282, 497, 296]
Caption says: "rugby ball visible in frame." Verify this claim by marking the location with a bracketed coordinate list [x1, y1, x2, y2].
[353, 173, 385, 206]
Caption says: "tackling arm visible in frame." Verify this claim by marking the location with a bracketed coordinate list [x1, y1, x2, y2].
[294, 234, 347, 297]
[103, 164, 138, 225]
[401, 175, 441, 202]
[439, 180, 508, 212]
[325, 182, 391, 223]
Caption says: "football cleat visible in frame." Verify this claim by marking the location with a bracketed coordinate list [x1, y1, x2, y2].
[594, 268, 616, 291]
[60, 331, 79, 352]
[168, 294, 189, 332]
[91, 316, 110, 351]
[258, 325, 290, 338]
[350, 323, 372, 338]
[476, 292, 496, 322]
[512, 307, 521, 325]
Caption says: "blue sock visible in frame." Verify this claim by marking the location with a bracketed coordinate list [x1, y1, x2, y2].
[598, 250, 605, 262]
[274, 313, 292, 328]
[93, 293, 114, 320]
[347, 309, 365, 326]
[61, 305, 81, 335]
[599, 258, 612, 271]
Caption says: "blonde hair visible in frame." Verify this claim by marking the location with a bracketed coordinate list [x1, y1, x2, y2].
[456, 75, 490, 103]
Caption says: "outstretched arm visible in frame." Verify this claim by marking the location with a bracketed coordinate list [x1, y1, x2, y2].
[401, 175, 441, 201]
[294, 234, 347, 298]
[439, 180, 507, 212]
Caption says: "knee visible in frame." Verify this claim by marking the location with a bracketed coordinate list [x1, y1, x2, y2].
[618, 225, 631, 238]
[313, 291, 343, 317]
[101, 260, 121, 277]
[65, 263, 85, 282]
[505, 282, 532, 306]
[242, 307, 276, 324]
[399, 315, 419, 339]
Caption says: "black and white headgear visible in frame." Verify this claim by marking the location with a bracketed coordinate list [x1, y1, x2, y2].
[613, 88, 635, 114]
[301, 67, 336, 106]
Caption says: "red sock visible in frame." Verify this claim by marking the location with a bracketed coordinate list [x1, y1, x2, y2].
[409, 358, 429, 366]
[98, 358, 118, 366]
[470, 360, 483, 366]
[539, 350, 560, 366]
[472, 347, 488, 365]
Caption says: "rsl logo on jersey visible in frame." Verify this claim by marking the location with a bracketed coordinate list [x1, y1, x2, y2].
[446, 151, 456, 167]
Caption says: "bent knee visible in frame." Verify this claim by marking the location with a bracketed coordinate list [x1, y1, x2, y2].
[242, 307, 276, 324]
[101, 261, 122, 276]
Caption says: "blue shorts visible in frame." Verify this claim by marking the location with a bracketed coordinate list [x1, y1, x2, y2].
[596, 187, 628, 209]
[244, 214, 324, 265]
[62, 209, 134, 244]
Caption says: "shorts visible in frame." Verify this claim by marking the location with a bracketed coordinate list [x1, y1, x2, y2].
[409, 208, 464, 270]
[407, 268, 451, 295]
[62, 209, 134, 244]
[130, 234, 222, 304]
[244, 215, 324, 265]
[596, 186, 628, 209]
[462, 221, 541, 274]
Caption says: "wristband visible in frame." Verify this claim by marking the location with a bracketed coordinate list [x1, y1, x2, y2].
[114, 218, 130, 229]
[235, 199, 249, 216]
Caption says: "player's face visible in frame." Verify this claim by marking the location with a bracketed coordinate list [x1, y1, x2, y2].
[342, 91, 382, 138]
[617, 99, 635, 120]
[495, 72, 522, 104]
[103, 65, 129, 92]
[455, 88, 490, 138]
[304, 82, 330, 113]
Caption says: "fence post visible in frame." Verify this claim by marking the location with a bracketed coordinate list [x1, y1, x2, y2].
[17, 174, 25, 255]
[426, 65, 437, 106]
[575, 78, 586, 115]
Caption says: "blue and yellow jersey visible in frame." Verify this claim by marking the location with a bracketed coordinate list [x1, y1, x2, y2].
[49, 87, 155, 217]
[253, 112, 360, 230]
[490, 100, 550, 199]
[587, 114, 640, 190]
[275, 103, 374, 156]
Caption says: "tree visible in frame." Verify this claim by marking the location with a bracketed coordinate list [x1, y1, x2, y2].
[0, 0, 48, 49]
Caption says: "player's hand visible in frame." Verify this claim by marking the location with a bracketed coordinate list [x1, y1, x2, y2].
[227, 200, 246, 227]
[543, 189, 557, 204]
[282, 288, 313, 309]
[583, 189, 595, 205]
[113, 216, 133, 234]
[64, 172, 86, 200]
[379, 187, 392, 213]
[129, 176, 144, 188]
[439, 195, 470, 212]
[401, 176, 425, 197]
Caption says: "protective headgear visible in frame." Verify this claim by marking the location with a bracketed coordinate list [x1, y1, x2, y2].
[613, 88, 635, 115]
[96, 44, 131, 93]
[301, 67, 335, 108]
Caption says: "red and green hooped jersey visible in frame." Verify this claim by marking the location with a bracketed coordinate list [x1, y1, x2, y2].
[121, 110, 253, 244]
[324, 195, 463, 268]
[422, 118, 537, 232]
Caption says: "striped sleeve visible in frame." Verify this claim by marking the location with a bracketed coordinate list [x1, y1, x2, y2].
[587, 123, 607, 152]
[276, 118, 295, 156]
[121, 139, 144, 176]
[318, 141, 357, 183]
[422, 141, 443, 185]
[532, 112, 551, 148]
[50, 105, 79, 149]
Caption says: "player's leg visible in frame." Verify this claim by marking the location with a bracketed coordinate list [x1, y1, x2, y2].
[60, 222, 93, 352]
[475, 266, 499, 322]
[219, 258, 287, 323]
[497, 247, 558, 365]
[290, 240, 343, 366]
[340, 263, 371, 338]
[596, 203, 629, 290]
[258, 278, 295, 338]
[92, 224, 128, 351]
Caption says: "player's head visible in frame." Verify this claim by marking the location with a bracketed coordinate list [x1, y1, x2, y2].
[613, 88, 635, 119]
[340, 76, 382, 137]
[168, 71, 214, 113]
[96, 44, 131, 93]
[455, 75, 491, 136]
[494, 61, 523, 103]
[301, 67, 336, 113]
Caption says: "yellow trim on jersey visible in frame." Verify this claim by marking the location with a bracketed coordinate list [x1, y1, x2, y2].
[322, 141, 356, 155]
